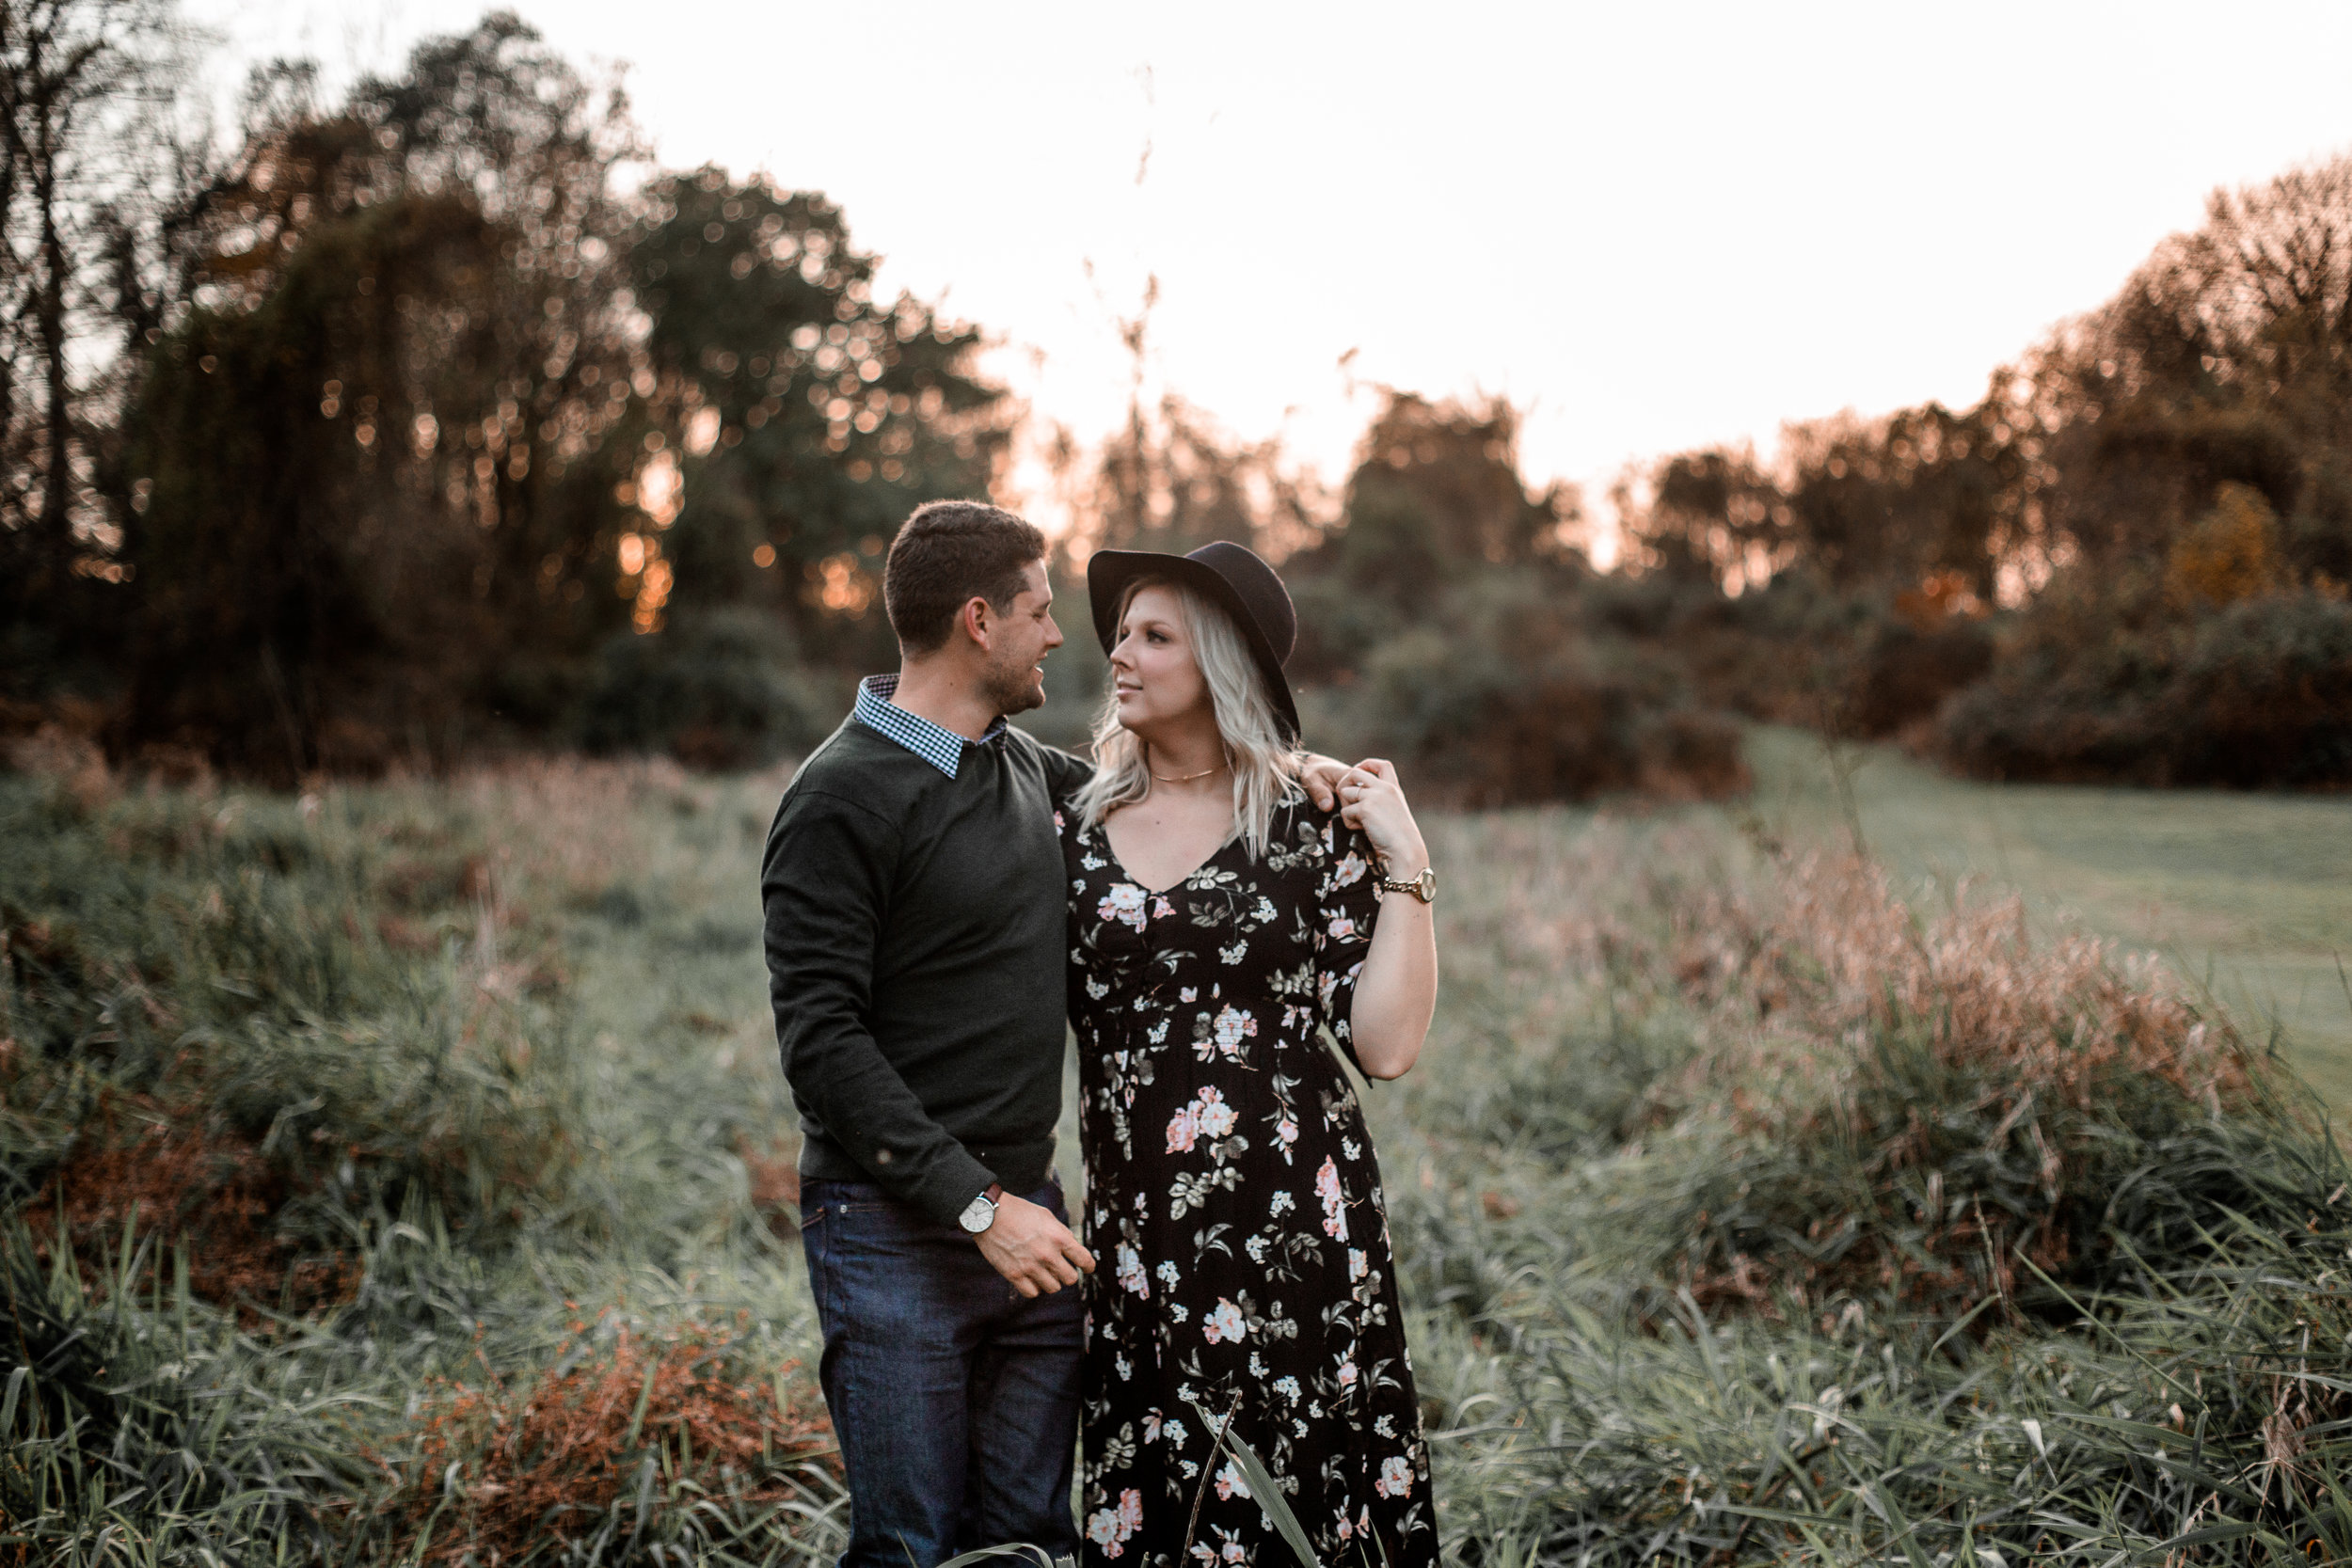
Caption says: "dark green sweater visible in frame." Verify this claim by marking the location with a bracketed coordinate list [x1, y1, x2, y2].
[760, 715, 1089, 1227]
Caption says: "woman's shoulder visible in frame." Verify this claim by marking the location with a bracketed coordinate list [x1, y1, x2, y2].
[1265, 789, 1352, 861]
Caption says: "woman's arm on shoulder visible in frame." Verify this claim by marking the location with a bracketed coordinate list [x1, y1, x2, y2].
[1335, 760, 1438, 1080]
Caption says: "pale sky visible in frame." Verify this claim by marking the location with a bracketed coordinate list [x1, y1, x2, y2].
[189, 1, 2352, 557]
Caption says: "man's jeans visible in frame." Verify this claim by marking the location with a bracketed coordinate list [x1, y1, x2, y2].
[800, 1178, 1083, 1568]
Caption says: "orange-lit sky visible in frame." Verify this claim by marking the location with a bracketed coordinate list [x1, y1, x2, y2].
[194, 1, 2352, 559]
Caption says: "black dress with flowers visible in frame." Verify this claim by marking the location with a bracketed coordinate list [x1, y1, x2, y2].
[1059, 793, 1435, 1568]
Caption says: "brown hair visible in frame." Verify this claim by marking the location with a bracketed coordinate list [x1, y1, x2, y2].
[882, 500, 1048, 654]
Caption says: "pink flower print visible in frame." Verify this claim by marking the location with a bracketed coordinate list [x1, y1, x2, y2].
[1165, 1102, 1200, 1154]
[1098, 882, 1149, 931]
[1201, 1298, 1248, 1344]
[1192, 1085, 1237, 1141]
[1318, 971, 1338, 1010]
[1276, 1116, 1298, 1148]
[1316, 1155, 1349, 1243]
[1333, 849, 1369, 886]
[1327, 912, 1358, 942]
[1375, 1455, 1413, 1498]
[1336, 1515, 1354, 1542]
[1115, 1243, 1150, 1299]
[1337, 1356, 1358, 1388]
[1152, 895, 1177, 919]
[1179, 986, 1198, 1003]
[1348, 1247, 1368, 1282]
[1212, 1459, 1250, 1501]
[1086, 1491, 1141, 1556]
[1210, 1006, 1257, 1058]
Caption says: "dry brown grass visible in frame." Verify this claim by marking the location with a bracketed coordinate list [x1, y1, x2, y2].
[1656, 852, 2260, 1316]
[21, 1093, 359, 1316]
[1695, 852, 2250, 1128]
[375, 1320, 833, 1563]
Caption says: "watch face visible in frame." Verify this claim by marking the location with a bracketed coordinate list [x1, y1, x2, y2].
[959, 1195, 994, 1233]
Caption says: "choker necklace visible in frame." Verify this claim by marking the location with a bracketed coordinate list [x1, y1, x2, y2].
[1149, 758, 1230, 784]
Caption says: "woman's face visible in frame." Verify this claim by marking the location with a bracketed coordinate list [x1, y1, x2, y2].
[1108, 583, 1211, 735]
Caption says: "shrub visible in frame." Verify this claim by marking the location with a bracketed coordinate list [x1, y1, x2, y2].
[1317, 577, 1747, 804]
[1845, 616, 1994, 736]
[1939, 587, 2352, 785]
[568, 608, 841, 768]
[1643, 854, 2272, 1318]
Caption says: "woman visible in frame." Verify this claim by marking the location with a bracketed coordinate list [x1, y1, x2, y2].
[1061, 541, 1439, 1568]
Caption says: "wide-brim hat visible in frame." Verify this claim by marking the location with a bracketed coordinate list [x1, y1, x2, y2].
[1086, 540, 1301, 744]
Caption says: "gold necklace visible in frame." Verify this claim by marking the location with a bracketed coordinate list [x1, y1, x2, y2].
[1148, 756, 1230, 784]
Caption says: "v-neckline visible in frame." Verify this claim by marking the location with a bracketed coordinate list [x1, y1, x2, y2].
[1098, 816, 1235, 899]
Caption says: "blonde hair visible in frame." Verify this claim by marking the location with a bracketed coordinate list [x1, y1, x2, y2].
[1074, 577, 1302, 859]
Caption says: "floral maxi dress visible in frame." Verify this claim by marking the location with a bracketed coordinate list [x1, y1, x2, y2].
[1062, 796, 1436, 1568]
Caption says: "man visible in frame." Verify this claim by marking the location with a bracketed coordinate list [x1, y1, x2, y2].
[763, 500, 1091, 1568]
[763, 501, 1343, 1565]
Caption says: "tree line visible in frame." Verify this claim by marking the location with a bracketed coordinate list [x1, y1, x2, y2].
[6, 1, 2347, 793]
[3, 6, 1005, 781]
[1611, 157, 2352, 787]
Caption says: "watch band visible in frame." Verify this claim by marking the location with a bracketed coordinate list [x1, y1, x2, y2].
[1376, 864, 1438, 904]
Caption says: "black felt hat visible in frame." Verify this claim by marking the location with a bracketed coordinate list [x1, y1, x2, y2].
[1085, 540, 1301, 744]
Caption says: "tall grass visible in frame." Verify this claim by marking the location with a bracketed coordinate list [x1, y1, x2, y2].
[1391, 812, 2352, 1564]
[5, 753, 2347, 1562]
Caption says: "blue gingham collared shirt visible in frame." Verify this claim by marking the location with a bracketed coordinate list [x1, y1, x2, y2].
[852, 674, 1008, 780]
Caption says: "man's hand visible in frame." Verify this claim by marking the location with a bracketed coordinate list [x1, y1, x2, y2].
[1298, 752, 1350, 811]
[975, 1194, 1096, 1297]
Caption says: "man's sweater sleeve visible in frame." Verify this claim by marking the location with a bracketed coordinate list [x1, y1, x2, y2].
[1040, 742, 1095, 805]
[762, 789, 997, 1226]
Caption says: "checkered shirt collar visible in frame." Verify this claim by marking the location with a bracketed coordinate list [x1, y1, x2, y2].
[853, 674, 1007, 779]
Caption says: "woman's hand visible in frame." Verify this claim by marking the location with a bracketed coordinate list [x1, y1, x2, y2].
[1337, 759, 1427, 877]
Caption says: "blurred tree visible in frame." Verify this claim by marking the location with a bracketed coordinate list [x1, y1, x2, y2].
[1629, 443, 1788, 588]
[0, 0, 197, 689]
[119, 13, 650, 775]
[1285, 390, 1581, 679]
[1069, 393, 1324, 561]
[628, 167, 1009, 672]
[2042, 154, 2352, 574]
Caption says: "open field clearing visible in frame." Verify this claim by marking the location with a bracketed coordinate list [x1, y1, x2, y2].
[5, 754, 2351, 1563]
[1740, 726, 2352, 1110]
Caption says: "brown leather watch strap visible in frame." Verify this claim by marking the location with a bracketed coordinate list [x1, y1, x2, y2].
[984, 1182, 1004, 1205]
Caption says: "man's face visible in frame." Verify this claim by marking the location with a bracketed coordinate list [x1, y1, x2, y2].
[979, 560, 1063, 716]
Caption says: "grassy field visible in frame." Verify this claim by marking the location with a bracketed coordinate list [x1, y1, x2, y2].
[5, 744, 2351, 1563]
[1738, 725, 2352, 1109]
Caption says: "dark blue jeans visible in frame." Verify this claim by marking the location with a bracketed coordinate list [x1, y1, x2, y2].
[800, 1178, 1083, 1568]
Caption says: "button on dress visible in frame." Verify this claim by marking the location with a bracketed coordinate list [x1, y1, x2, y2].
[1060, 795, 1435, 1567]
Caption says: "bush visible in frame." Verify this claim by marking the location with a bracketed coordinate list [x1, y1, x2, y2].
[1310, 576, 1747, 804]
[568, 609, 841, 768]
[1939, 588, 2352, 785]
[1846, 616, 1994, 736]
[1642, 854, 2271, 1317]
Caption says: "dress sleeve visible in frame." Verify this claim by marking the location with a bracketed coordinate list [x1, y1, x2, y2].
[1311, 817, 1383, 1069]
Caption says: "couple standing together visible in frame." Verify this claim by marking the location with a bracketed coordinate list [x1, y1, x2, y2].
[762, 500, 1440, 1568]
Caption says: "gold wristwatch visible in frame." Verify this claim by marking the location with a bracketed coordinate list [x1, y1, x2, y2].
[1377, 864, 1438, 904]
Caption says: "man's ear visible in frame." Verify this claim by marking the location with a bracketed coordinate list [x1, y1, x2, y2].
[958, 595, 993, 651]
